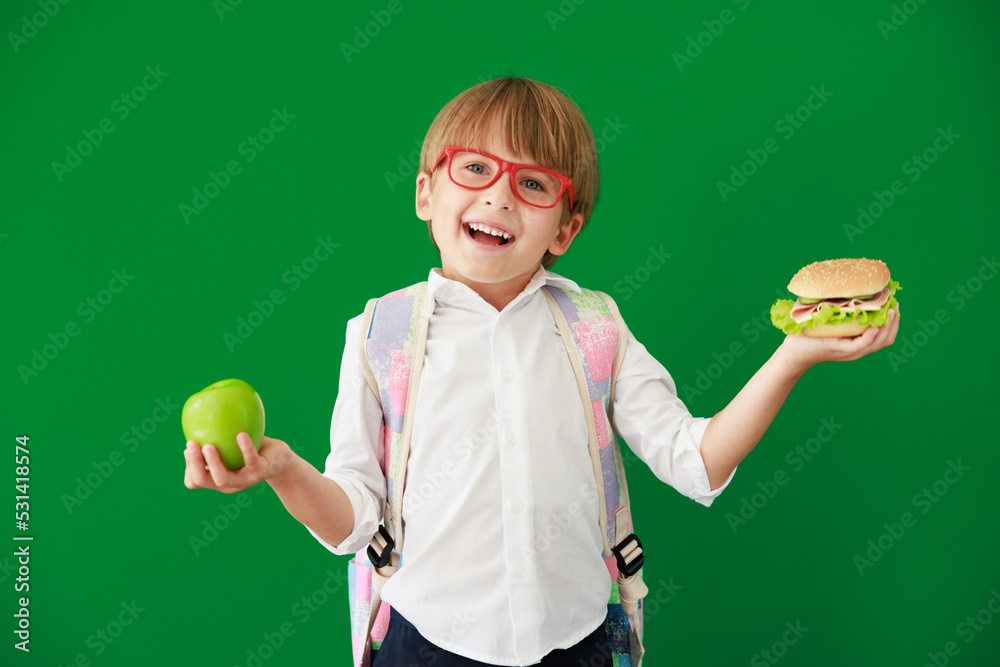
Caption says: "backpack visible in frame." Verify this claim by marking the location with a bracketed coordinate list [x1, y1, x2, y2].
[346, 280, 649, 666]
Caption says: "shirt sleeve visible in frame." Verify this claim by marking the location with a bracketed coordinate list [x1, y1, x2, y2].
[305, 313, 388, 557]
[610, 325, 737, 507]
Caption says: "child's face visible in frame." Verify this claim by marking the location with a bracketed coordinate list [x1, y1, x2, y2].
[416, 133, 583, 293]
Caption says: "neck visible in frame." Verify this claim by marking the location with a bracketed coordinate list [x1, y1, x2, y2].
[440, 266, 541, 312]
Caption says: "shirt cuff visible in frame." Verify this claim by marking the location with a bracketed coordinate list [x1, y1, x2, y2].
[305, 473, 381, 557]
[680, 416, 738, 507]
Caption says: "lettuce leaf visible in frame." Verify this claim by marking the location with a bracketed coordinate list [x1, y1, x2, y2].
[771, 280, 901, 336]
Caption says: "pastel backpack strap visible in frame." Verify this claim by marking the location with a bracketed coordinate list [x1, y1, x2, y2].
[542, 285, 649, 667]
[347, 282, 429, 667]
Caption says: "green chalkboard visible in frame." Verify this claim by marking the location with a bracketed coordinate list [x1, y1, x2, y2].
[4, 1, 999, 665]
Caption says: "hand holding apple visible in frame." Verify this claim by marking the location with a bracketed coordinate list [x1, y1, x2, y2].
[181, 379, 265, 469]
[184, 433, 294, 493]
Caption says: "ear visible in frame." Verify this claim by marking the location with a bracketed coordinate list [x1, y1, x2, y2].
[415, 171, 433, 221]
[547, 213, 584, 257]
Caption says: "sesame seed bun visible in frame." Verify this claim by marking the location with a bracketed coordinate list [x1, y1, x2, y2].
[787, 258, 891, 299]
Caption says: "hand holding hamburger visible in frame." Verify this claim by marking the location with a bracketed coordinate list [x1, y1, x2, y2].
[771, 258, 901, 337]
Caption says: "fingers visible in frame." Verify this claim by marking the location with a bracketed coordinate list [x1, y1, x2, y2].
[859, 324, 880, 346]
[882, 308, 900, 345]
[184, 434, 279, 493]
[836, 326, 877, 355]
[824, 318, 884, 361]
[183, 446, 196, 489]
[236, 433, 263, 482]
[849, 308, 899, 357]
[203, 443, 234, 488]
[780, 307, 901, 365]
[872, 308, 899, 349]
[183, 441, 213, 489]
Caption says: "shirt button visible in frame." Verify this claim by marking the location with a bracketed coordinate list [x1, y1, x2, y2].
[502, 370, 513, 383]
[516, 566, 526, 578]
[506, 432, 518, 446]
[512, 501, 523, 513]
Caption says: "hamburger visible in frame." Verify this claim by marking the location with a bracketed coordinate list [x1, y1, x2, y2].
[771, 258, 900, 337]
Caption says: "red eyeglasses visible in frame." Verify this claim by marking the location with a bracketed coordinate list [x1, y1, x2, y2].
[432, 146, 575, 210]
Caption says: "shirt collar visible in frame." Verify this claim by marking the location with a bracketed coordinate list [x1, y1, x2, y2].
[425, 266, 580, 314]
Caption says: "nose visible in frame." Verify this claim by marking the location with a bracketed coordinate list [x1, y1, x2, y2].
[480, 170, 518, 209]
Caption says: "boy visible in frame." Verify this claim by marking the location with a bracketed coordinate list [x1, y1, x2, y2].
[183, 77, 899, 665]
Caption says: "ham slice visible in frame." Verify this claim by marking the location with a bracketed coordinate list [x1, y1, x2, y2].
[789, 287, 891, 323]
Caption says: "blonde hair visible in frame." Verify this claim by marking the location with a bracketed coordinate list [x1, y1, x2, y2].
[419, 77, 599, 269]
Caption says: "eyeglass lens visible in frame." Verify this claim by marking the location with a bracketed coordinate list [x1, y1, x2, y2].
[449, 152, 563, 207]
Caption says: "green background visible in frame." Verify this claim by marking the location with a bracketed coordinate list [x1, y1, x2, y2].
[4, 0, 999, 665]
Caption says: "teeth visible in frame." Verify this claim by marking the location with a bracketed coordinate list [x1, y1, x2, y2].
[468, 222, 511, 240]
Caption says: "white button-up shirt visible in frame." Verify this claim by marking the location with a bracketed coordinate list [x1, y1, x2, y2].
[308, 266, 736, 666]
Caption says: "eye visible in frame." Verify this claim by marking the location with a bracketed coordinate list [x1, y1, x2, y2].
[522, 178, 545, 191]
[464, 162, 489, 175]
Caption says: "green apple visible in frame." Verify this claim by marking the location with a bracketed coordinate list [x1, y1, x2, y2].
[182, 379, 265, 469]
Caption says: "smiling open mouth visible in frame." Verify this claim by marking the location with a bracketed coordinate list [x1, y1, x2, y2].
[464, 222, 514, 247]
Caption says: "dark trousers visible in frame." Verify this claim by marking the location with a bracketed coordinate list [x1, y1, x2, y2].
[372, 606, 612, 667]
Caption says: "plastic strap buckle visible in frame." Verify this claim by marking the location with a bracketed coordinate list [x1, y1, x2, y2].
[367, 524, 394, 568]
[613, 533, 644, 577]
